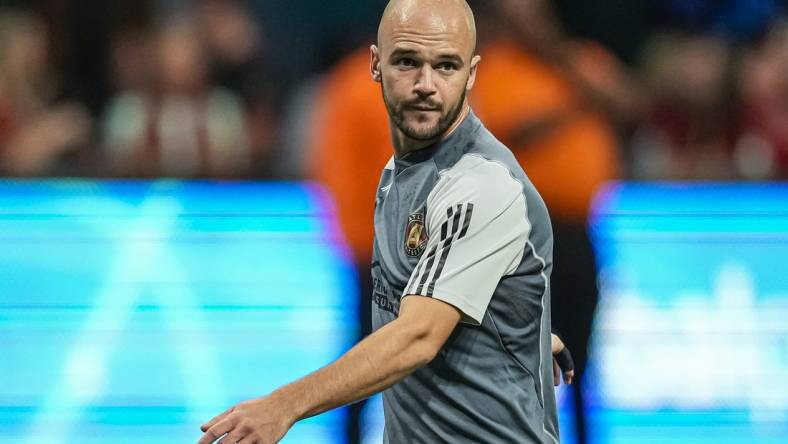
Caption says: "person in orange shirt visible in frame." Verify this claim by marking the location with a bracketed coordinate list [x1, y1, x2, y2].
[472, 1, 643, 443]
[309, 46, 392, 271]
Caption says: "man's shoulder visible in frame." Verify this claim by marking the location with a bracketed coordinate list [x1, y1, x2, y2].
[430, 116, 552, 233]
[434, 122, 527, 195]
[437, 153, 519, 193]
[436, 114, 523, 172]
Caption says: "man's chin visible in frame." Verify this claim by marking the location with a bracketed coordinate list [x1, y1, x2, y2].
[402, 124, 442, 141]
[400, 116, 443, 139]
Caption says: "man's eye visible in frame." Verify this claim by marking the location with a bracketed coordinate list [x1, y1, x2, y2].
[437, 62, 457, 71]
[397, 58, 417, 67]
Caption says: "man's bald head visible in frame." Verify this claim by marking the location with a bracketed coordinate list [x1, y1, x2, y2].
[377, 0, 477, 58]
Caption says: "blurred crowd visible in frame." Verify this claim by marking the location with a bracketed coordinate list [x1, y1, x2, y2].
[0, 0, 288, 178]
[0, 0, 785, 181]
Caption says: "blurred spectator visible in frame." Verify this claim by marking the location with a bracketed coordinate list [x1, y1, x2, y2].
[735, 21, 788, 179]
[196, 0, 283, 177]
[101, 18, 250, 178]
[107, 25, 155, 94]
[0, 9, 92, 176]
[632, 33, 737, 179]
[39, 0, 120, 117]
[474, 0, 646, 128]
[629, 2, 787, 180]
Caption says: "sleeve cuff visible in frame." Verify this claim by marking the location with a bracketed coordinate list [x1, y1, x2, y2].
[424, 290, 487, 326]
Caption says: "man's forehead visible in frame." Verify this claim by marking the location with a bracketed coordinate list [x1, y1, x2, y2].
[388, 44, 466, 64]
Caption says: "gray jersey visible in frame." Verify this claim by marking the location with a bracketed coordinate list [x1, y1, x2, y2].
[371, 111, 559, 443]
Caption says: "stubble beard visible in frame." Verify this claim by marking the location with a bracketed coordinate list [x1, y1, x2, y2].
[382, 83, 467, 142]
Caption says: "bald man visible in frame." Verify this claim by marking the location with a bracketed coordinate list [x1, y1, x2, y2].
[198, 1, 559, 443]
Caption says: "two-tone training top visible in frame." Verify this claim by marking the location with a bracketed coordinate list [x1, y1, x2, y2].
[371, 111, 559, 443]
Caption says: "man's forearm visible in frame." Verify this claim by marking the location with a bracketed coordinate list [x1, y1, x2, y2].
[270, 316, 438, 421]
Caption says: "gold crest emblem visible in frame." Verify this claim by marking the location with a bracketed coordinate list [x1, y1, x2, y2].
[404, 213, 428, 257]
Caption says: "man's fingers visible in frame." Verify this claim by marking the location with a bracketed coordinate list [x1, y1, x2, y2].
[218, 430, 246, 444]
[201, 407, 234, 432]
[197, 430, 224, 444]
[550, 338, 575, 386]
[198, 416, 238, 444]
[551, 333, 565, 354]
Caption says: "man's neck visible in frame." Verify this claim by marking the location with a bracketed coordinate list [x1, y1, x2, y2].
[392, 104, 471, 159]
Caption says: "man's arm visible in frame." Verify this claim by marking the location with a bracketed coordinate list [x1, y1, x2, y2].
[279, 295, 460, 418]
[197, 296, 460, 444]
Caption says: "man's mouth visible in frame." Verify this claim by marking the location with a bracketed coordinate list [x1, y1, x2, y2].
[407, 105, 441, 112]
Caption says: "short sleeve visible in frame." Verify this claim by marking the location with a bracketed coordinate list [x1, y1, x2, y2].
[402, 159, 530, 325]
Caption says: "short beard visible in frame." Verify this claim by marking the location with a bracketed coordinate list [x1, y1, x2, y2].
[382, 84, 467, 141]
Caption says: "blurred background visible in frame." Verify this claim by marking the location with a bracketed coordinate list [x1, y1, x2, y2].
[0, 0, 786, 443]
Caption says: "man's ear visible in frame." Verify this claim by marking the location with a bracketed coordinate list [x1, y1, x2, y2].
[466, 54, 481, 91]
[370, 44, 382, 83]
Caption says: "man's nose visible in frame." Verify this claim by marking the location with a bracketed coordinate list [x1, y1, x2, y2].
[414, 65, 437, 97]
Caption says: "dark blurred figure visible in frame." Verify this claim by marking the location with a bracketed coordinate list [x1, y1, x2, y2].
[0, 9, 92, 176]
[196, 0, 283, 177]
[630, 0, 786, 179]
[735, 21, 788, 179]
[632, 33, 737, 179]
[472, 1, 645, 443]
[101, 17, 250, 178]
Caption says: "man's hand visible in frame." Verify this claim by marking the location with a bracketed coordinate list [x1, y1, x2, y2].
[551, 333, 575, 386]
[198, 396, 295, 444]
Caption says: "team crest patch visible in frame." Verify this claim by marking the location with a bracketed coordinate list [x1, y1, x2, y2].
[404, 213, 428, 257]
